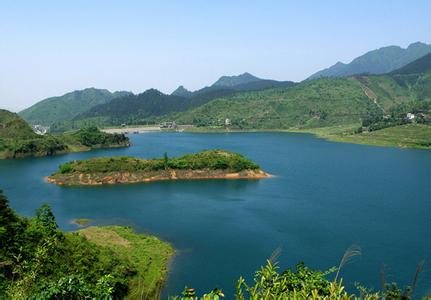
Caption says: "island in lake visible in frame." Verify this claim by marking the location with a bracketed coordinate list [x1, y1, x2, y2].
[47, 150, 271, 186]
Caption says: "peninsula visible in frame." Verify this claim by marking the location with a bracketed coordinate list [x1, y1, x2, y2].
[47, 150, 270, 186]
[0, 109, 130, 159]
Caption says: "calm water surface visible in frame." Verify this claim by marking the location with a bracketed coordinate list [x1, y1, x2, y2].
[1, 132, 430, 297]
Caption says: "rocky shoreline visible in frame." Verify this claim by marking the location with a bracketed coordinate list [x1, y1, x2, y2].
[46, 168, 271, 186]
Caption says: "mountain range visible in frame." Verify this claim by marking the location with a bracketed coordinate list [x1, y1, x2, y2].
[168, 53, 431, 129]
[20, 73, 295, 131]
[15, 41, 431, 133]
[66, 52, 431, 132]
[308, 42, 431, 80]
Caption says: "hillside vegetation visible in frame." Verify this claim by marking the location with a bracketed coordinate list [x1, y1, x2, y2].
[168, 72, 430, 129]
[174, 258, 423, 299]
[0, 110, 129, 159]
[0, 191, 173, 299]
[56, 150, 260, 174]
[324, 124, 431, 149]
[19, 88, 132, 126]
[47, 74, 295, 132]
[14, 46, 431, 150]
[0, 109, 37, 139]
[391, 53, 431, 75]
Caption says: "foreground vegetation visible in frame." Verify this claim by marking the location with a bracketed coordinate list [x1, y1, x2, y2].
[0, 190, 173, 298]
[174, 258, 428, 300]
[0, 109, 130, 159]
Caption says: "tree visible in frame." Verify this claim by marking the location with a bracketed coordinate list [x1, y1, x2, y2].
[34, 204, 58, 236]
[164, 152, 169, 169]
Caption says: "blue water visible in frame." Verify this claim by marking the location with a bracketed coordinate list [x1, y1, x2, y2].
[1, 132, 430, 298]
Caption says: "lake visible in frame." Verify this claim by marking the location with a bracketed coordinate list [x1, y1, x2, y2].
[1, 132, 430, 298]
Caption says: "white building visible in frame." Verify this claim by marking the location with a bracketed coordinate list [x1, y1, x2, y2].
[32, 124, 49, 135]
[406, 113, 415, 120]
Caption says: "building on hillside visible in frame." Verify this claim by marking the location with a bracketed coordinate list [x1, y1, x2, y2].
[32, 124, 49, 135]
[406, 113, 415, 122]
[159, 121, 177, 129]
[224, 118, 231, 126]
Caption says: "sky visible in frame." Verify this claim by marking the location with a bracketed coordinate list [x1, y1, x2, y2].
[1, 1, 431, 112]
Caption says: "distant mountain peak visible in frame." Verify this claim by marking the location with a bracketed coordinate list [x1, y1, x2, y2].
[308, 41, 431, 80]
[171, 85, 193, 97]
[334, 61, 346, 67]
[407, 41, 428, 49]
[142, 88, 164, 96]
[212, 72, 261, 87]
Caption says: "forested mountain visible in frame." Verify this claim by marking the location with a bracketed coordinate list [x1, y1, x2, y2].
[308, 42, 431, 79]
[76, 89, 191, 122]
[19, 88, 132, 126]
[168, 64, 431, 129]
[61, 88, 239, 130]
[18, 48, 431, 134]
[49, 74, 295, 131]
[172, 73, 295, 96]
[391, 53, 431, 75]
[0, 109, 38, 139]
[211, 72, 261, 87]
[18, 73, 294, 131]
[231, 79, 295, 91]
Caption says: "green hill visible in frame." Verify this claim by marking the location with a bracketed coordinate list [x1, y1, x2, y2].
[391, 53, 431, 75]
[19, 88, 132, 126]
[0, 110, 130, 159]
[308, 42, 431, 79]
[169, 71, 431, 129]
[68, 89, 194, 128]
[0, 109, 38, 139]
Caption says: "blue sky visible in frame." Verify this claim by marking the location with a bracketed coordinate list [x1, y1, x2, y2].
[1, 1, 431, 111]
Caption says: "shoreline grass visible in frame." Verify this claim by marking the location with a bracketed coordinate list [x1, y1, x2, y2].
[78, 226, 174, 299]
[173, 124, 431, 149]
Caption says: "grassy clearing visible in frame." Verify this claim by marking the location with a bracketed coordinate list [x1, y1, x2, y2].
[78, 226, 174, 299]
[327, 124, 431, 148]
[299, 124, 431, 149]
